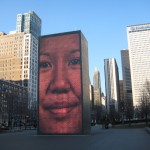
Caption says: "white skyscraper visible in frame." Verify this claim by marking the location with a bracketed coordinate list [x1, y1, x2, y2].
[127, 23, 150, 106]
[104, 58, 120, 114]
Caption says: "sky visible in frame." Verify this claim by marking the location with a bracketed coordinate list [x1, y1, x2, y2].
[0, 0, 150, 93]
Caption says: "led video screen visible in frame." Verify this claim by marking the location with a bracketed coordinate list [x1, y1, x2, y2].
[38, 32, 83, 134]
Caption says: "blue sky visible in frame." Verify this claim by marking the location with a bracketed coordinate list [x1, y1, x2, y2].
[1, 0, 150, 93]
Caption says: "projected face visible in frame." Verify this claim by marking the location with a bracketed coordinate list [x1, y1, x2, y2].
[39, 33, 82, 134]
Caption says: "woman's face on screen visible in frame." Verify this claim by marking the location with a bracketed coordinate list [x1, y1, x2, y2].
[39, 33, 82, 134]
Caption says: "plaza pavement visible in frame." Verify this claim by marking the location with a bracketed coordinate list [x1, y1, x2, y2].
[0, 124, 150, 150]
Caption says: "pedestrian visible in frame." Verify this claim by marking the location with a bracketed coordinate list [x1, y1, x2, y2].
[105, 119, 109, 129]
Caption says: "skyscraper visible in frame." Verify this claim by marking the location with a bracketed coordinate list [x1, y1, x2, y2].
[93, 68, 100, 89]
[121, 50, 133, 118]
[127, 23, 150, 106]
[89, 84, 94, 110]
[16, 11, 41, 119]
[93, 67, 101, 107]
[93, 67, 101, 121]
[16, 10, 41, 39]
[104, 58, 120, 114]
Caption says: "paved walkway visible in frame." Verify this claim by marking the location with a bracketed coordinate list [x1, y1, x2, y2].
[0, 125, 150, 150]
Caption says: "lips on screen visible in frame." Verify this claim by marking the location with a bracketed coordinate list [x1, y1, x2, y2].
[38, 33, 82, 134]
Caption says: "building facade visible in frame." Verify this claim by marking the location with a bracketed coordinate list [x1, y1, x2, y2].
[89, 84, 94, 110]
[93, 67, 101, 106]
[16, 10, 41, 39]
[0, 11, 41, 121]
[17, 11, 41, 119]
[127, 23, 150, 106]
[121, 50, 133, 118]
[0, 31, 39, 120]
[119, 80, 124, 106]
[104, 58, 120, 114]
[0, 79, 28, 125]
[93, 67, 102, 122]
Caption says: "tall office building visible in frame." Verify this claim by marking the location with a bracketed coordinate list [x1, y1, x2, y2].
[16, 10, 41, 39]
[101, 92, 106, 117]
[127, 23, 150, 106]
[89, 84, 94, 110]
[0, 11, 41, 120]
[93, 67, 101, 107]
[104, 58, 120, 114]
[17, 10, 41, 118]
[93, 67, 100, 90]
[0, 32, 25, 81]
[119, 80, 124, 103]
[93, 67, 101, 121]
[121, 50, 133, 117]
[0, 31, 39, 119]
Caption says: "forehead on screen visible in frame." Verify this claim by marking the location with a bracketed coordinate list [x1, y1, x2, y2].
[40, 33, 80, 53]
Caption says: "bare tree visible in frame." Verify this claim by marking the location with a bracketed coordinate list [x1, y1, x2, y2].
[120, 99, 133, 126]
[139, 80, 150, 125]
